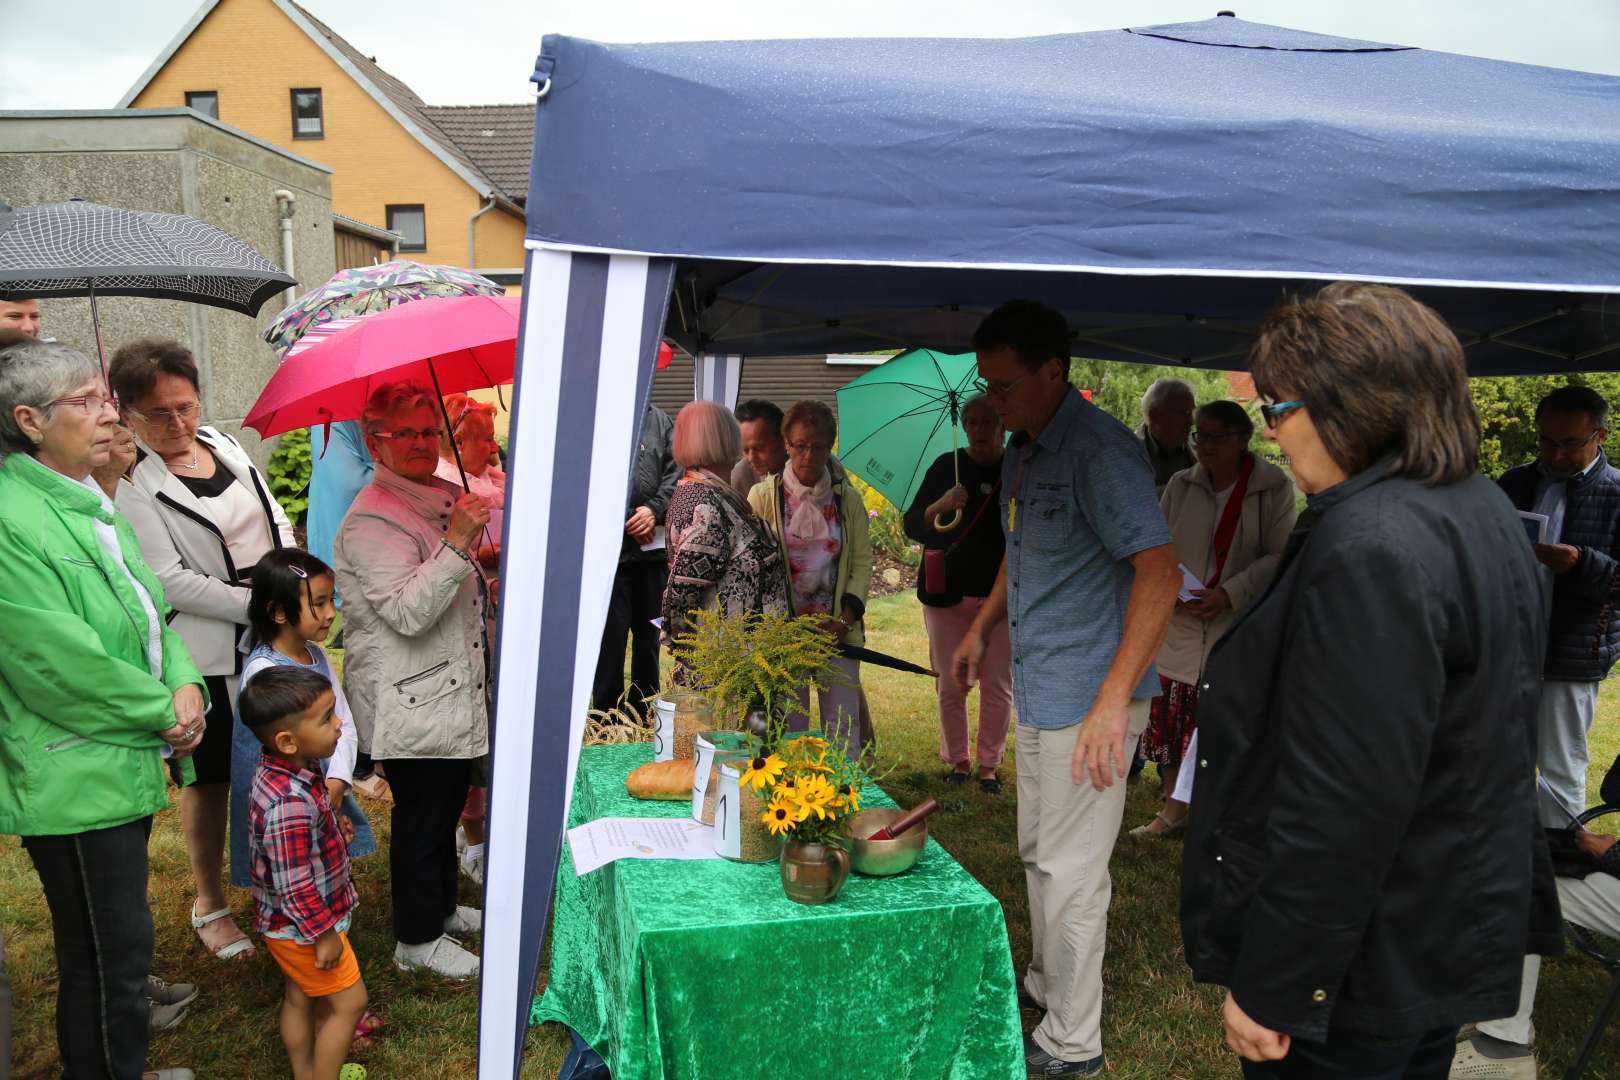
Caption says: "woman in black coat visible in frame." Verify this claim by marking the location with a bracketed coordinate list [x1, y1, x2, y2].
[1179, 282, 1561, 1079]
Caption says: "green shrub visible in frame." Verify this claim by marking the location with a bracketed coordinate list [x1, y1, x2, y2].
[846, 471, 921, 568]
[266, 427, 311, 527]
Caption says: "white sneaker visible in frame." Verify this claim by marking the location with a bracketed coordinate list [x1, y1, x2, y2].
[444, 904, 483, 935]
[461, 843, 485, 885]
[1449, 1035, 1537, 1079]
[394, 934, 480, 979]
[456, 824, 467, 860]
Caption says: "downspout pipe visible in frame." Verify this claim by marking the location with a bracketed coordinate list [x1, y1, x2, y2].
[273, 189, 296, 298]
[467, 194, 497, 270]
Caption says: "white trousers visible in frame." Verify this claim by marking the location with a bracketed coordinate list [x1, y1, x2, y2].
[1018, 700, 1152, 1062]
[1536, 680, 1599, 827]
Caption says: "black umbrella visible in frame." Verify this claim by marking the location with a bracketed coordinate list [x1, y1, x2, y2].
[0, 198, 295, 371]
[839, 643, 937, 678]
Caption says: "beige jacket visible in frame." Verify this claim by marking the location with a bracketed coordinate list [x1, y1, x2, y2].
[748, 459, 873, 648]
[1156, 456, 1297, 685]
[117, 426, 295, 675]
[332, 465, 490, 761]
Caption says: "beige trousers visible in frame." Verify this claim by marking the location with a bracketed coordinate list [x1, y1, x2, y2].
[1018, 699, 1153, 1063]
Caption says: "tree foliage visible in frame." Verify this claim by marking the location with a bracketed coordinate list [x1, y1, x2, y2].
[266, 427, 311, 527]
[1472, 373, 1620, 478]
[1068, 360, 1234, 431]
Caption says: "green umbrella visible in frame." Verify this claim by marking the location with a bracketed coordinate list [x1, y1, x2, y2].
[834, 348, 985, 525]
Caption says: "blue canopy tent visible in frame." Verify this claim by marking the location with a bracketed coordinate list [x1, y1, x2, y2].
[479, 16, 1620, 1076]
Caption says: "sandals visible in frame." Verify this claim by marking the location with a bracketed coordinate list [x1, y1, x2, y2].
[190, 902, 255, 960]
[978, 776, 1003, 794]
[943, 769, 970, 784]
[1128, 812, 1187, 839]
[353, 1009, 385, 1050]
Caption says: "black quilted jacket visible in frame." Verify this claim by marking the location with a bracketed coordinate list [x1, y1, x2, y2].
[1499, 452, 1620, 681]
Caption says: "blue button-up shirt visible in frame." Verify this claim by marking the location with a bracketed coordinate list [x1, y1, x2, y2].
[1001, 390, 1171, 729]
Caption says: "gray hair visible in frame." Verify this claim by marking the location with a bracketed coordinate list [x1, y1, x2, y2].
[1141, 376, 1196, 419]
[360, 380, 436, 436]
[0, 338, 97, 454]
[961, 394, 999, 425]
[673, 399, 741, 472]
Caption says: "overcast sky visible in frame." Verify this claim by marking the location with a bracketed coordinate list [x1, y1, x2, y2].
[4, 0, 1619, 109]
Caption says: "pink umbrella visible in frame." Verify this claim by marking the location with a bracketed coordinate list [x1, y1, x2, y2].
[244, 293, 520, 438]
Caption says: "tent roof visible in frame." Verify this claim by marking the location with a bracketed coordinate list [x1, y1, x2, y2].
[525, 16, 1620, 373]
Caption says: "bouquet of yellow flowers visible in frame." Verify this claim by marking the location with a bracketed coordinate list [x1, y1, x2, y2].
[740, 733, 876, 846]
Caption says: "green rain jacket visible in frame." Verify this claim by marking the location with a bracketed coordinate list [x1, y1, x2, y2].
[0, 451, 206, 837]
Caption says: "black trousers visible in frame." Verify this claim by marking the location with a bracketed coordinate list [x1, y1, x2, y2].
[381, 757, 473, 945]
[1240, 1026, 1458, 1080]
[23, 817, 154, 1080]
[591, 558, 667, 713]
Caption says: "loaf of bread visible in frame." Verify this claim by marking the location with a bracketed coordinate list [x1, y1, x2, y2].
[626, 758, 695, 800]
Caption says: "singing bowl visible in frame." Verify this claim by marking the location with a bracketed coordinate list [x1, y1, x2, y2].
[845, 808, 927, 877]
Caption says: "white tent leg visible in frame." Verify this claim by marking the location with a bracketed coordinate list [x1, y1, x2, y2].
[477, 247, 674, 1080]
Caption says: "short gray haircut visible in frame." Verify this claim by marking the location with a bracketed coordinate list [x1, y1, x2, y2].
[673, 399, 741, 472]
[0, 338, 97, 454]
[961, 394, 999, 425]
[360, 380, 436, 436]
[1141, 376, 1196, 419]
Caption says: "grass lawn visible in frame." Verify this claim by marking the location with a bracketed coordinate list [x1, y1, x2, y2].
[5, 591, 1620, 1078]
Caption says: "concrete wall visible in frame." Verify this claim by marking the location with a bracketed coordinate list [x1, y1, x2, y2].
[0, 109, 335, 465]
[130, 0, 526, 271]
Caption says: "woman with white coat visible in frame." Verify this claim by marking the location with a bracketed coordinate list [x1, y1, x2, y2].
[333, 381, 492, 980]
[1131, 400, 1297, 838]
[111, 338, 294, 960]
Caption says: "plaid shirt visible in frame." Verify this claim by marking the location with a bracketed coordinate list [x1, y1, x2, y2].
[249, 754, 357, 943]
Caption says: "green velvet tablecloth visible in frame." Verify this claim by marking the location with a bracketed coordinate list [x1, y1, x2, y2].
[531, 743, 1022, 1079]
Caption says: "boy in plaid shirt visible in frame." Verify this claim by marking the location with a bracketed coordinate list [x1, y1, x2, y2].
[241, 667, 369, 1080]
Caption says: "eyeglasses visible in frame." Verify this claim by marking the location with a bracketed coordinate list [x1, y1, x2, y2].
[374, 427, 445, 443]
[786, 440, 832, 455]
[983, 371, 1034, 399]
[50, 391, 117, 416]
[1538, 431, 1602, 453]
[126, 401, 200, 427]
[1190, 429, 1245, 446]
[1259, 400, 1305, 429]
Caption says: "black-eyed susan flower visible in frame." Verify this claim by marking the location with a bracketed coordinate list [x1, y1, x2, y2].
[787, 734, 830, 755]
[762, 795, 800, 836]
[794, 774, 837, 820]
[835, 782, 862, 812]
[739, 753, 785, 792]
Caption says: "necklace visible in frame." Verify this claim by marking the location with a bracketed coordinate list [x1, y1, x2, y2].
[170, 449, 200, 470]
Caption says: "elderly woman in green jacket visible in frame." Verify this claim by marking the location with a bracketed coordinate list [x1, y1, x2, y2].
[749, 399, 874, 759]
[0, 336, 206, 1080]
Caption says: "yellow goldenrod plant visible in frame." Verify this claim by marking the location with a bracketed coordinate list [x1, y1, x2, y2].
[670, 609, 842, 731]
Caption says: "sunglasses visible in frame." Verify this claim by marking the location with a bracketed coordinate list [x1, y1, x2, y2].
[1259, 400, 1305, 428]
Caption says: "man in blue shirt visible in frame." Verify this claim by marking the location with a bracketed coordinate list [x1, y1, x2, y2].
[953, 300, 1179, 1077]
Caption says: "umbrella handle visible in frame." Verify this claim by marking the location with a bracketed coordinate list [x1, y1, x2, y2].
[932, 402, 964, 532]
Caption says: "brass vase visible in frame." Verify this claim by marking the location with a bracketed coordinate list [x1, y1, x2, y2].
[779, 840, 850, 905]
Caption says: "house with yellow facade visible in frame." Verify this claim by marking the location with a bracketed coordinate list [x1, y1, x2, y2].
[120, 0, 532, 286]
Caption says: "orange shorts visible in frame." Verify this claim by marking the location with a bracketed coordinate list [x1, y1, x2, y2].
[263, 931, 362, 998]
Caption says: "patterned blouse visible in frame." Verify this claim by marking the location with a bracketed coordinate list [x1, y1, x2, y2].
[662, 475, 790, 659]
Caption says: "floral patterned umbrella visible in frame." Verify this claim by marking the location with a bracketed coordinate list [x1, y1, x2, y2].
[260, 259, 505, 354]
